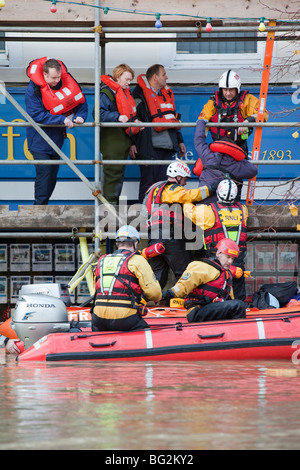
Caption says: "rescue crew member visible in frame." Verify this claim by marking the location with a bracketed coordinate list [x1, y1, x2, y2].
[130, 64, 186, 202]
[91, 225, 162, 332]
[183, 179, 249, 301]
[193, 118, 258, 204]
[198, 69, 269, 153]
[163, 238, 247, 323]
[25, 57, 88, 205]
[96, 64, 142, 205]
[143, 159, 217, 289]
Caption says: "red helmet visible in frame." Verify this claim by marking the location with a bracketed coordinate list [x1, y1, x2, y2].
[216, 238, 239, 258]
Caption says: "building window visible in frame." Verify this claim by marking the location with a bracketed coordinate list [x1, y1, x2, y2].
[177, 32, 257, 55]
[0, 33, 5, 53]
[173, 31, 263, 69]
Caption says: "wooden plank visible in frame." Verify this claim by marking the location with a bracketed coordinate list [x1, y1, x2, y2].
[0, 205, 299, 231]
[0, 0, 296, 26]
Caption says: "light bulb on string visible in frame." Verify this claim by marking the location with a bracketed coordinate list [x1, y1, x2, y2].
[155, 14, 162, 29]
[259, 17, 266, 32]
[50, 1, 57, 13]
[0, 1, 6, 7]
[205, 18, 212, 32]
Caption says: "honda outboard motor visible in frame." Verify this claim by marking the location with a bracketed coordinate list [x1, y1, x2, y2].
[12, 293, 70, 349]
[19, 283, 71, 306]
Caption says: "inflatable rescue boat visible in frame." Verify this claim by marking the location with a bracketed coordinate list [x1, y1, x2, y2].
[5, 283, 300, 362]
[16, 306, 300, 363]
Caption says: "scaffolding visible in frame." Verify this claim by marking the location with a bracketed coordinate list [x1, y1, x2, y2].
[0, 3, 300, 246]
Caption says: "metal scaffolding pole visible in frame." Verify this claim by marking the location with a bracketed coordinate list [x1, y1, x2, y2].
[94, 0, 101, 252]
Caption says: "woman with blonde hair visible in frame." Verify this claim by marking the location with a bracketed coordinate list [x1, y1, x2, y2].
[96, 64, 141, 205]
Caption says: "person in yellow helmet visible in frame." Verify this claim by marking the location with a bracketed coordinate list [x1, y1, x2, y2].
[162, 238, 247, 323]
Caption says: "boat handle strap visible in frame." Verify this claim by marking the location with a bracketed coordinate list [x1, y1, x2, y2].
[198, 333, 225, 340]
[89, 341, 117, 348]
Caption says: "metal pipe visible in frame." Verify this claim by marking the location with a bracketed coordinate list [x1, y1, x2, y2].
[0, 121, 299, 128]
[249, 232, 300, 239]
[0, 159, 299, 166]
[0, 26, 299, 33]
[94, 0, 101, 253]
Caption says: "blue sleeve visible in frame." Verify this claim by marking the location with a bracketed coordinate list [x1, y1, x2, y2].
[73, 98, 88, 121]
[100, 92, 120, 122]
[194, 119, 214, 163]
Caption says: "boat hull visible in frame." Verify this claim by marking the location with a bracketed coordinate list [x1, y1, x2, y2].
[17, 310, 300, 362]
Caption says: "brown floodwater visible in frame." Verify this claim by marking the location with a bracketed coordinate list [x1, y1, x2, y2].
[1, 357, 300, 450]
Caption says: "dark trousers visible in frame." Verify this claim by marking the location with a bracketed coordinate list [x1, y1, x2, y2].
[187, 299, 246, 323]
[91, 312, 149, 332]
[139, 148, 174, 203]
[32, 151, 60, 205]
[148, 238, 191, 289]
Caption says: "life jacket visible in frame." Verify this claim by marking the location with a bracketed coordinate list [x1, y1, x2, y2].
[143, 181, 184, 238]
[100, 75, 140, 136]
[209, 139, 247, 161]
[186, 258, 232, 306]
[204, 202, 247, 253]
[94, 250, 142, 309]
[27, 57, 86, 116]
[210, 90, 249, 141]
[137, 74, 180, 132]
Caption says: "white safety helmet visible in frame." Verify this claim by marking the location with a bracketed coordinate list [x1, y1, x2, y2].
[116, 225, 140, 243]
[219, 70, 241, 94]
[167, 160, 191, 179]
[217, 179, 238, 204]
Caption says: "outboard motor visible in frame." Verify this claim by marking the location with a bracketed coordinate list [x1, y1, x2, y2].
[12, 293, 70, 349]
[19, 283, 71, 306]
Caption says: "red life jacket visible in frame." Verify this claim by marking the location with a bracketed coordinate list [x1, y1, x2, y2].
[94, 250, 142, 309]
[101, 75, 140, 136]
[186, 258, 232, 305]
[137, 74, 180, 132]
[27, 57, 86, 116]
[204, 202, 247, 253]
[143, 181, 184, 237]
[210, 90, 248, 141]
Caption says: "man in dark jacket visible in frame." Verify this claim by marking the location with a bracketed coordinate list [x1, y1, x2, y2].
[25, 58, 88, 205]
[193, 119, 257, 204]
[130, 64, 186, 203]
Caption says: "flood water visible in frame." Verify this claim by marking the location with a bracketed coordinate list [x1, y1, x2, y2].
[1, 357, 300, 450]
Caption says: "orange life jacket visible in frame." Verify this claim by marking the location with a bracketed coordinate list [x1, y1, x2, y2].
[27, 57, 86, 116]
[186, 258, 232, 306]
[137, 74, 180, 132]
[101, 75, 140, 136]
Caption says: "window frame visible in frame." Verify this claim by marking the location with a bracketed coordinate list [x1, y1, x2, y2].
[172, 31, 270, 69]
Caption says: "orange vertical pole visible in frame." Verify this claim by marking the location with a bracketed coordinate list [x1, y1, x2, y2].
[246, 21, 276, 205]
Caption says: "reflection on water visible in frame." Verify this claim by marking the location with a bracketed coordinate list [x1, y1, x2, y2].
[1, 357, 300, 450]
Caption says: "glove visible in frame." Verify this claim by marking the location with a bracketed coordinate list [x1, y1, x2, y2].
[230, 266, 251, 279]
[162, 289, 175, 305]
[207, 181, 219, 194]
